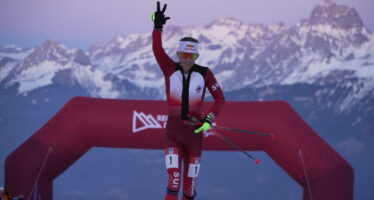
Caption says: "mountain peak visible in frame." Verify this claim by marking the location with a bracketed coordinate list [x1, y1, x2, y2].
[309, 0, 364, 30]
[42, 40, 64, 48]
[208, 17, 243, 28]
[40, 40, 71, 53]
[30, 40, 76, 63]
[322, 0, 335, 7]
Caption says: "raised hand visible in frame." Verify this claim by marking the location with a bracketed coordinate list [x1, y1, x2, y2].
[152, 1, 170, 30]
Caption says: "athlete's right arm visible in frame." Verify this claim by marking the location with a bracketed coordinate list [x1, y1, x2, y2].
[152, 30, 175, 76]
[152, 1, 174, 76]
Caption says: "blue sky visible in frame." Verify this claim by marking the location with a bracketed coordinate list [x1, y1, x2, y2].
[0, 0, 373, 49]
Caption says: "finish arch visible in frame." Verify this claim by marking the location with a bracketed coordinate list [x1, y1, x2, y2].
[4, 97, 353, 199]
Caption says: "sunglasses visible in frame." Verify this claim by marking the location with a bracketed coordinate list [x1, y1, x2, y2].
[179, 52, 198, 60]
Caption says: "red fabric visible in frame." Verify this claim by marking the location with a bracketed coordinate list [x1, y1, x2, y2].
[153, 29, 224, 199]
[152, 30, 175, 77]
[165, 194, 178, 200]
[4, 97, 353, 199]
[204, 68, 225, 116]
[165, 147, 182, 191]
[165, 116, 203, 154]
[182, 156, 200, 197]
[164, 117, 202, 198]
[152, 30, 225, 117]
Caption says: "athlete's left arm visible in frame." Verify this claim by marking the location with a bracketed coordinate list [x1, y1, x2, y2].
[205, 68, 225, 116]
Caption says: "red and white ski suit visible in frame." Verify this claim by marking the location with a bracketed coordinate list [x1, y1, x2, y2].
[152, 29, 225, 199]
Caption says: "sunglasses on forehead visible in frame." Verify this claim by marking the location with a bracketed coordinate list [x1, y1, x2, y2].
[178, 52, 198, 60]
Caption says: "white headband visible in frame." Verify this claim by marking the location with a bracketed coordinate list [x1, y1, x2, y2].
[178, 41, 199, 54]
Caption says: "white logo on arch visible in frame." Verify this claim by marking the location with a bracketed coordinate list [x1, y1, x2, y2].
[132, 111, 166, 133]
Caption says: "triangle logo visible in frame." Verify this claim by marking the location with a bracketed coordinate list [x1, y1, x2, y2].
[132, 110, 163, 133]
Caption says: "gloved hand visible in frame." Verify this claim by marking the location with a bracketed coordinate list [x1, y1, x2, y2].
[194, 113, 215, 133]
[152, 1, 170, 31]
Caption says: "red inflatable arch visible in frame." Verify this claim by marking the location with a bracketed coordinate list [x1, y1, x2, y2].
[4, 97, 353, 199]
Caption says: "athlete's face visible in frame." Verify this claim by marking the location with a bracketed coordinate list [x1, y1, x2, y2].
[177, 52, 199, 72]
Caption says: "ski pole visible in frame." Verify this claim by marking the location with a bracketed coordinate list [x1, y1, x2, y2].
[186, 117, 261, 164]
[212, 129, 261, 164]
[186, 115, 274, 139]
[213, 125, 274, 139]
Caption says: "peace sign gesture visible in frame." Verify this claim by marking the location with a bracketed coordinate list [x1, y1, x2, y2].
[152, 1, 170, 30]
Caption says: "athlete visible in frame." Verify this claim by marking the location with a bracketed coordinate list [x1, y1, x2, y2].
[152, 2, 225, 200]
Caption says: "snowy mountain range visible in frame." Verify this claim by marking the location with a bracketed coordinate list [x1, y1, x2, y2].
[1, 0, 373, 106]
[1, 1, 373, 199]
[1, 40, 119, 98]
[1, 0, 373, 133]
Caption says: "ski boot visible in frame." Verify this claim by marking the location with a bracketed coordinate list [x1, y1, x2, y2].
[182, 191, 196, 200]
[165, 188, 178, 200]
